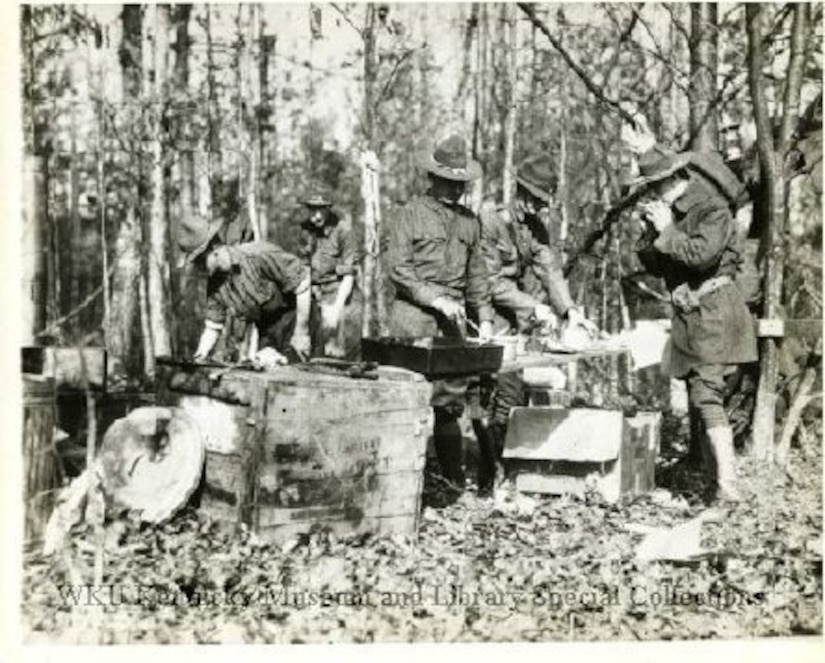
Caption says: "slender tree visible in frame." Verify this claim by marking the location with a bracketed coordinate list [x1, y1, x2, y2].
[688, 3, 720, 150]
[143, 3, 173, 371]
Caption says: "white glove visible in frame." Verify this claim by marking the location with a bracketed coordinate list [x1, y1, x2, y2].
[320, 304, 341, 333]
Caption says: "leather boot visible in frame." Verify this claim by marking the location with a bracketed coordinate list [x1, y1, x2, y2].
[433, 411, 465, 489]
[707, 426, 740, 502]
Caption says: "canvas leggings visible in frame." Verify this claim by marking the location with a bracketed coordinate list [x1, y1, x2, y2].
[686, 363, 738, 431]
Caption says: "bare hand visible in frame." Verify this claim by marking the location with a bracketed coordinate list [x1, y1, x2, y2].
[432, 296, 466, 326]
[566, 308, 600, 339]
[478, 320, 493, 341]
[290, 332, 311, 358]
[254, 347, 288, 370]
[640, 200, 673, 233]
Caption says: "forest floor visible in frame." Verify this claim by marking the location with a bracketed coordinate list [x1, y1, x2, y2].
[21, 415, 822, 644]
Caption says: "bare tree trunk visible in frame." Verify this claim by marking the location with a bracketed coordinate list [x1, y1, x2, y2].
[105, 5, 143, 376]
[747, 5, 783, 460]
[205, 4, 222, 185]
[239, 3, 262, 240]
[501, 3, 518, 207]
[470, 3, 489, 209]
[361, 5, 380, 336]
[21, 7, 48, 344]
[143, 4, 172, 367]
[688, 3, 719, 151]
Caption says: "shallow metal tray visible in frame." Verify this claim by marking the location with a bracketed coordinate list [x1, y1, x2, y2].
[361, 336, 503, 377]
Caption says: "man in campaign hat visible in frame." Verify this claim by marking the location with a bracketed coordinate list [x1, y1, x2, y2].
[632, 148, 758, 502]
[178, 213, 312, 366]
[385, 134, 494, 494]
[296, 189, 363, 359]
[475, 154, 598, 494]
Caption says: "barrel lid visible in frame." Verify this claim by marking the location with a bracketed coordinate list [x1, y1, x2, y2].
[99, 406, 205, 523]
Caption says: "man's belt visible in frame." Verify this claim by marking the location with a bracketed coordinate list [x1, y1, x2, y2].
[671, 275, 733, 313]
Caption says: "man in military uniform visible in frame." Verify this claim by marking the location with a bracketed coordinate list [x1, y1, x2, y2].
[178, 213, 312, 366]
[633, 149, 758, 502]
[476, 154, 598, 493]
[385, 134, 494, 492]
[296, 191, 363, 360]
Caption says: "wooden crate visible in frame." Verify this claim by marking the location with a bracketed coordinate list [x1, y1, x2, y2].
[503, 407, 661, 502]
[157, 362, 433, 542]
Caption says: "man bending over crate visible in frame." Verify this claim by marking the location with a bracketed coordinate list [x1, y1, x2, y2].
[178, 212, 312, 367]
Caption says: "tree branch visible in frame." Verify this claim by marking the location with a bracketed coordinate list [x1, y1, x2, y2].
[518, 3, 638, 126]
[779, 3, 810, 157]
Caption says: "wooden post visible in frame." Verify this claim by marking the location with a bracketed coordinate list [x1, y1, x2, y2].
[23, 376, 57, 544]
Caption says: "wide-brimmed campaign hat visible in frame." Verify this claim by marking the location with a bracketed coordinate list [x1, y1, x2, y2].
[177, 212, 224, 265]
[516, 154, 558, 202]
[627, 149, 691, 189]
[301, 191, 333, 207]
[416, 134, 481, 182]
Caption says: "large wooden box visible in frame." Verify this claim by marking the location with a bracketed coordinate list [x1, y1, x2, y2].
[157, 361, 433, 542]
[503, 408, 661, 502]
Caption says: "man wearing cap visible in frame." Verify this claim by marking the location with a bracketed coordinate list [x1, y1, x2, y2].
[179, 213, 312, 366]
[296, 191, 363, 359]
[481, 154, 596, 335]
[632, 148, 758, 502]
[475, 155, 598, 493]
[385, 134, 494, 493]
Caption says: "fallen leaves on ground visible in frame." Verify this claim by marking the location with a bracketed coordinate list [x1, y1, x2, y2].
[22, 421, 822, 643]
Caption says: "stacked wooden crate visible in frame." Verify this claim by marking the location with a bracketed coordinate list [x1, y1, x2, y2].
[157, 360, 433, 542]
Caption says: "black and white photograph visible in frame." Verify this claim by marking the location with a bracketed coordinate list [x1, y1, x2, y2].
[11, 0, 824, 648]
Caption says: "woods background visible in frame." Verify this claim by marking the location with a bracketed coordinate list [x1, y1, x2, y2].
[19, 3, 822, 434]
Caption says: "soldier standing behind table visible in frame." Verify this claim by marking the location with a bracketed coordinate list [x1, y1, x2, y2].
[476, 154, 598, 494]
[178, 212, 312, 367]
[384, 134, 494, 496]
[296, 191, 364, 360]
[632, 148, 758, 502]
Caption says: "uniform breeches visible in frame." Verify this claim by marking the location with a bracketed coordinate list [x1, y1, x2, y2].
[686, 364, 738, 430]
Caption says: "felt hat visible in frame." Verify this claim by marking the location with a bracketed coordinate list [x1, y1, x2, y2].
[416, 134, 481, 181]
[302, 191, 333, 207]
[628, 149, 691, 189]
[177, 213, 224, 265]
[516, 154, 558, 202]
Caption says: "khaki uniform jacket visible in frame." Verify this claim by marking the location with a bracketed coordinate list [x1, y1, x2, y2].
[385, 194, 494, 337]
[637, 177, 758, 377]
[297, 211, 361, 301]
[205, 242, 308, 326]
[479, 204, 574, 328]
